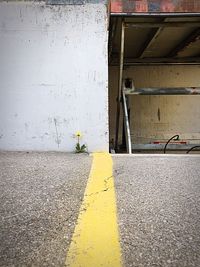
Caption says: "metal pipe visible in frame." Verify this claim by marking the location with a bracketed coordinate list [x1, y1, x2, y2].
[115, 19, 125, 151]
[186, 146, 200, 154]
[122, 91, 132, 154]
[124, 87, 200, 95]
[164, 135, 180, 154]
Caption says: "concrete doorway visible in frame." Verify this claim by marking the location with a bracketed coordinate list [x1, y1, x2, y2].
[108, 15, 200, 154]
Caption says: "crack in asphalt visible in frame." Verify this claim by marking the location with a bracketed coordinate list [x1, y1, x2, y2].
[85, 175, 113, 197]
[76, 176, 114, 215]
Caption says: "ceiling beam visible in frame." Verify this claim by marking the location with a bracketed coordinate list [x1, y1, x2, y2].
[138, 18, 167, 58]
[110, 56, 200, 65]
[138, 28, 163, 58]
[125, 21, 200, 28]
[111, 13, 200, 17]
[167, 28, 200, 57]
[125, 57, 200, 63]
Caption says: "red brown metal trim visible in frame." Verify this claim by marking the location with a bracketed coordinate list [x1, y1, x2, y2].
[111, 0, 200, 14]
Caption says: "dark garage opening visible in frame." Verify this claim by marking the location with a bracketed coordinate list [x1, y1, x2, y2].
[108, 15, 200, 154]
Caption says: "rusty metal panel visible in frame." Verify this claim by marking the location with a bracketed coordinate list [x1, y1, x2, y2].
[111, 0, 200, 13]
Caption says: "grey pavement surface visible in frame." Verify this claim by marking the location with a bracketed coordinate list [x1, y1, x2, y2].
[0, 152, 91, 267]
[113, 155, 200, 267]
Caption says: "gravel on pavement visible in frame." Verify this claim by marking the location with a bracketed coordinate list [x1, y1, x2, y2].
[113, 155, 200, 267]
[0, 152, 91, 267]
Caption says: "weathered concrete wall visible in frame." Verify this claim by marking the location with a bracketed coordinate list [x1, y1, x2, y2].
[109, 65, 200, 144]
[0, 1, 108, 152]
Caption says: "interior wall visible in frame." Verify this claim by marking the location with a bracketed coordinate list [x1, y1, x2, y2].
[109, 65, 200, 145]
[0, 1, 109, 152]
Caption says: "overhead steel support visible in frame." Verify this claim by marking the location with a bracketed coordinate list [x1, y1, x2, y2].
[111, 13, 200, 17]
[167, 28, 200, 57]
[124, 87, 200, 95]
[125, 21, 200, 28]
[111, 57, 200, 65]
[138, 18, 166, 58]
[138, 27, 163, 58]
[115, 19, 125, 152]
[111, 62, 200, 66]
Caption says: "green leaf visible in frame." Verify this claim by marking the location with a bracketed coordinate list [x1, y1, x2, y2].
[76, 142, 81, 153]
[81, 144, 86, 150]
[75, 142, 86, 153]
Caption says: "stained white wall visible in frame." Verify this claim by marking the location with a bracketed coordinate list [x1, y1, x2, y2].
[109, 65, 200, 144]
[0, 1, 108, 152]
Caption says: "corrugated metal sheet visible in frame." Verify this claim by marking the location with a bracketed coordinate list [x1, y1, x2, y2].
[111, 0, 200, 13]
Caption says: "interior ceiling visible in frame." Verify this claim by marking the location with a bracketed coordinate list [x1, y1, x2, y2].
[109, 16, 200, 64]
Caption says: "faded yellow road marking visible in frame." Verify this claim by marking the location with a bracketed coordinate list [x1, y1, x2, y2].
[66, 152, 122, 267]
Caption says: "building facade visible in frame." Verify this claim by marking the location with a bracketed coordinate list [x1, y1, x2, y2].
[0, 0, 200, 152]
[0, 0, 109, 152]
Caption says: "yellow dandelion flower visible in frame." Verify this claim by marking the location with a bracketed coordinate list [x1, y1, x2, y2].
[75, 131, 82, 138]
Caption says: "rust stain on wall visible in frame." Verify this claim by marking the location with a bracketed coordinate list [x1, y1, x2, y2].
[111, 0, 200, 13]
[157, 108, 161, 121]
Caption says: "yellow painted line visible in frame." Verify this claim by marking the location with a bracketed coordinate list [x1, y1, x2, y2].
[66, 152, 122, 267]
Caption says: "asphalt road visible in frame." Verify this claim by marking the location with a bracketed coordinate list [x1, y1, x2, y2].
[113, 155, 200, 267]
[1, 152, 200, 267]
[0, 152, 91, 267]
